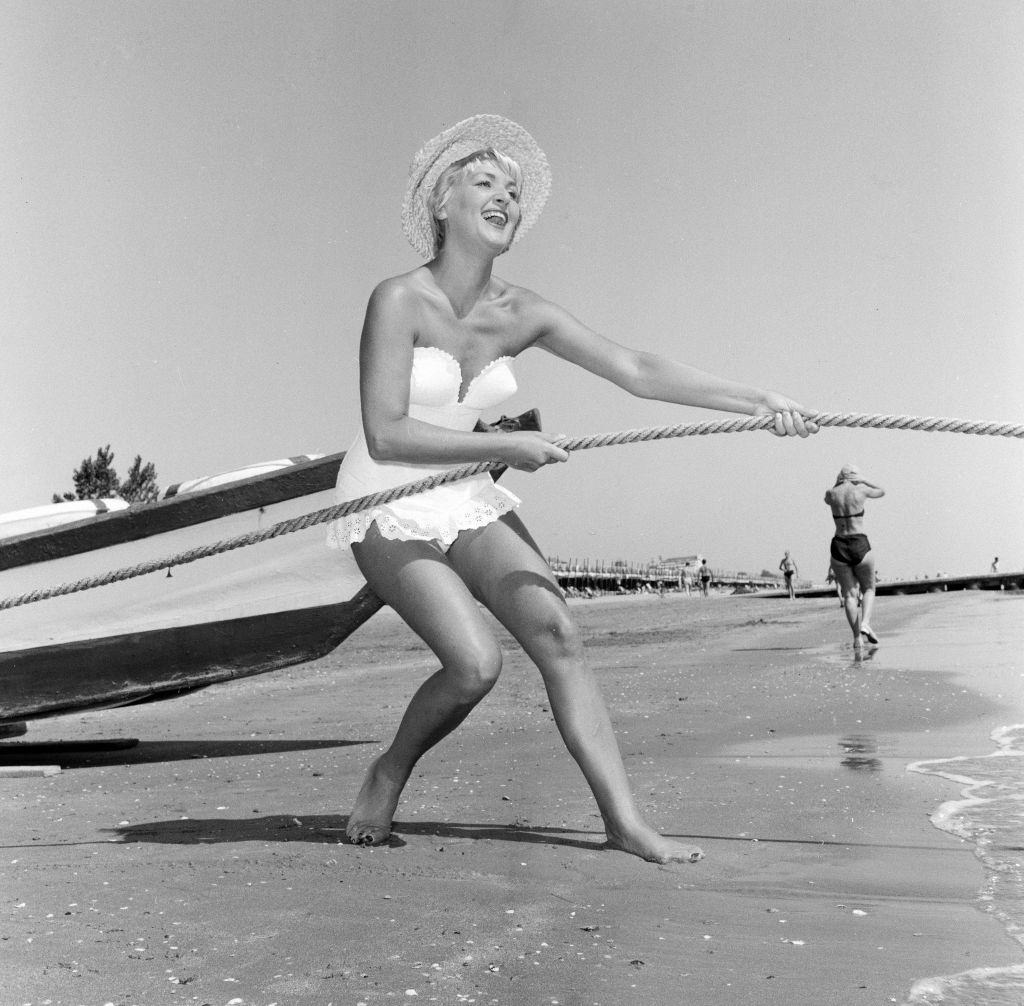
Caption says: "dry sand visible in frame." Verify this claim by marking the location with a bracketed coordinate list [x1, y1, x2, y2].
[2, 590, 1022, 1005]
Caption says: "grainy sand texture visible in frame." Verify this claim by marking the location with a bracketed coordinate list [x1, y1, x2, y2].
[2, 590, 1022, 1006]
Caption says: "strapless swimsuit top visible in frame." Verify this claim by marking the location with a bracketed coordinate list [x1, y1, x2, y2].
[327, 346, 522, 550]
[408, 345, 518, 419]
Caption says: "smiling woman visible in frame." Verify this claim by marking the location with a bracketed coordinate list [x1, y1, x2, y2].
[428, 150, 523, 255]
[326, 113, 817, 864]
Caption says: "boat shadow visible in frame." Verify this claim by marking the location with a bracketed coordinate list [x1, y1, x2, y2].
[106, 814, 605, 852]
[0, 737, 375, 768]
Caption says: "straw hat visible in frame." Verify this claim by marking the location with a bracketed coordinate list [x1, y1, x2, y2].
[401, 114, 551, 259]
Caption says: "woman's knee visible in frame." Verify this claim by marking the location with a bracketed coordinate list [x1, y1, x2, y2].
[532, 608, 586, 664]
[445, 642, 503, 702]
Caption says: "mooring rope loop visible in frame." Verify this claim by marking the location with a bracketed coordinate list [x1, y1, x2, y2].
[2, 410, 1021, 612]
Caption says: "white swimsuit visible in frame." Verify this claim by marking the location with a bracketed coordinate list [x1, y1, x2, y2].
[327, 346, 522, 551]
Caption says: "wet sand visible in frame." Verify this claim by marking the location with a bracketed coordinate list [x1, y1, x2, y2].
[2, 590, 1022, 1005]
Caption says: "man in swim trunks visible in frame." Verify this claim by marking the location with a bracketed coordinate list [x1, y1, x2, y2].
[824, 463, 885, 650]
[778, 551, 798, 599]
[698, 558, 712, 597]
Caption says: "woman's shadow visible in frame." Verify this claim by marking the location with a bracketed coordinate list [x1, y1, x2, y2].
[105, 814, 605, 851]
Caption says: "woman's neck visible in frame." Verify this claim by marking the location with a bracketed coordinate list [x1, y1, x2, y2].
[429, 245, 496, 319]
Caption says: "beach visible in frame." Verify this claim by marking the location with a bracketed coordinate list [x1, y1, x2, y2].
[2, 590, 1023, 1006]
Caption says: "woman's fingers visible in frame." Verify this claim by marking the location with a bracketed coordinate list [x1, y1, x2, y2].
[771, 410, 818, 438]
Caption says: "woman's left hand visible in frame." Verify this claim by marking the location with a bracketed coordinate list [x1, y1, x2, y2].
[754, 396, 819, 438]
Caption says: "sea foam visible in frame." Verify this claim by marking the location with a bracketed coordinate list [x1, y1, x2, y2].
[903, 723, 1024, 1005]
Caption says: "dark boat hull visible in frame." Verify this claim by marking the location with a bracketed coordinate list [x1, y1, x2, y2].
[1, 588, 384, 723]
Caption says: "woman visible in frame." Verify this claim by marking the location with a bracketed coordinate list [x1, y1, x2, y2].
[332, 114, 817, 864]
[824, 463, 885, 648]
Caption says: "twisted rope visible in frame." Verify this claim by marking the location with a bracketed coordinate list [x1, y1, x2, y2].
[2, 411, 1021, 612]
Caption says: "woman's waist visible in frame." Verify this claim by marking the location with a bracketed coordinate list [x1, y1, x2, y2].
[336, 439, 492, 497]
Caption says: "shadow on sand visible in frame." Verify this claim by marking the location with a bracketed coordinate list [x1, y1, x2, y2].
[0, 737, 375, 768]
[105, 814, 606, 852]
[101, 815, 968, 855]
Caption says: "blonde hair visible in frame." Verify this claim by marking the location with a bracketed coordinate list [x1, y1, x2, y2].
[427, 148, 523, 254]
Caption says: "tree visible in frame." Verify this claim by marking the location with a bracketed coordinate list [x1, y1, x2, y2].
[52, 445, 159, 504]
[120, 454, 160, 503]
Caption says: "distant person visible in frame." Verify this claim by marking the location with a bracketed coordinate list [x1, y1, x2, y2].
[991, 557, 999, 573]
[825, 565, 843, 605]
[825, 463, 885, 649]
[698, 559, 712, 597]
[778, 551, 798, 599]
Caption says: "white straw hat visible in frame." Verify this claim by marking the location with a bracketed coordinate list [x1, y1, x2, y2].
[401, 114, 551, 259]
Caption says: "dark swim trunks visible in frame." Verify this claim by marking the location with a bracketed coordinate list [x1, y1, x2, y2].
[830, 533, 871, 567]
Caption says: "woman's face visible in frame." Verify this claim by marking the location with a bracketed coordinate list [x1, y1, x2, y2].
[438, 161, 521, 253]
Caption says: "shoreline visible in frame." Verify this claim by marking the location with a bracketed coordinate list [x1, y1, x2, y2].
[2, 591, 1022, 1004]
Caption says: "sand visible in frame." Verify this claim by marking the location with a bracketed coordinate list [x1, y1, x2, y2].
[2, 590, 1022, 1006]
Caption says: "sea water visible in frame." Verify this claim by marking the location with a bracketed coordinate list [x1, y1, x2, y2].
[903, 723, 1024, 1005]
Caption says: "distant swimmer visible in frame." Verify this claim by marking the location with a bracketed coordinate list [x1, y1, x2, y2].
[991, 557, 1000, 573]
[824, 463, 885, 650]
[778, 551, 798, 599]
[698, 558, 712, 597]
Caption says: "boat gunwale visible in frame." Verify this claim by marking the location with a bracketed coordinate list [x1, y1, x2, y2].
[0, 452, 345, 573]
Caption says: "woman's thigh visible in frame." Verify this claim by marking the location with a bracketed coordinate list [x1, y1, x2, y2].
[351, 526, 499, 669]
[447, 513, 580, 661]
[853, 552, 876, 591]
[831, 559, 860, 595]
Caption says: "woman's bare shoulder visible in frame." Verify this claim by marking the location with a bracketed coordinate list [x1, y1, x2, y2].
[370, 267, 432, 302]
[492, 276, 566, 329]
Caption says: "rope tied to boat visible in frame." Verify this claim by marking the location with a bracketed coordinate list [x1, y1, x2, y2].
[2, 410, 1022, 611]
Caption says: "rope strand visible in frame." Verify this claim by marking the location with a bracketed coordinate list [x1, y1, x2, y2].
[2, 410, 1021, 611]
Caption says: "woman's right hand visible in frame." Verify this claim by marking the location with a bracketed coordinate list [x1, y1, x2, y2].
[498, 431, 570, 472]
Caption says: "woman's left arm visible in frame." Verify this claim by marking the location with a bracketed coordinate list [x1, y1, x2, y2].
[531, 299, 818, 437]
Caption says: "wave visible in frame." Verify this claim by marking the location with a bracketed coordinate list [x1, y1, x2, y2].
[903, 724, 1024, 1005]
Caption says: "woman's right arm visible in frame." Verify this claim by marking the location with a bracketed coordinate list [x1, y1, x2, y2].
[359, 280, 568, 472]
[849, 476, 885, 498]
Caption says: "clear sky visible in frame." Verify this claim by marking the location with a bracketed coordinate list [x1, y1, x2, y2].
[3, 1, 1022, 580]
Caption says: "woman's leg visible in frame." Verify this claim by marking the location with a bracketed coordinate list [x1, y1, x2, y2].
[831, 559, 863, 646]
[345, 526, 504, 845]
[853, 553, 878, 642]
[448, 513, 702, 865]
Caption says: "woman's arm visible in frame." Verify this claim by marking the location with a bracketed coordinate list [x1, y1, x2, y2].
[531, 299, 816, 436]
[359, 279, 568, 471]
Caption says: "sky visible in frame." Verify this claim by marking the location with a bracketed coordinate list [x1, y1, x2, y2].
[3, 1, 1023, 581]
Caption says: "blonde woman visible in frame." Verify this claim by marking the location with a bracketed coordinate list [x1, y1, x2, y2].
[332, 115, 817, 863]
[825, 464, 885, 648]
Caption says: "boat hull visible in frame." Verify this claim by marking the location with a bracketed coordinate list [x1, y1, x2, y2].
[0, 452, 372, 724]
[1, 591, 383, 723]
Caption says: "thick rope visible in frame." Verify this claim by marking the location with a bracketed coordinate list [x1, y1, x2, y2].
[2, 411, 1021, 611]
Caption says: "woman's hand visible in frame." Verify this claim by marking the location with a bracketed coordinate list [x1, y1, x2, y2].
[754, 395, 819, 438]
[498, 431, 570, 472]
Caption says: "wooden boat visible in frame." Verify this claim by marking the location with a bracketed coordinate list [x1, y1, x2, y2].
[0, 411, 538, 727]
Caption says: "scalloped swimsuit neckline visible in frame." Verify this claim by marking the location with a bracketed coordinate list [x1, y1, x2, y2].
[414, 345, 514, 405]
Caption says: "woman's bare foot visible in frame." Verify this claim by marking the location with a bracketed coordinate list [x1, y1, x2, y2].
[346, 755, 405, 846]
[604, 821, 703, 864]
